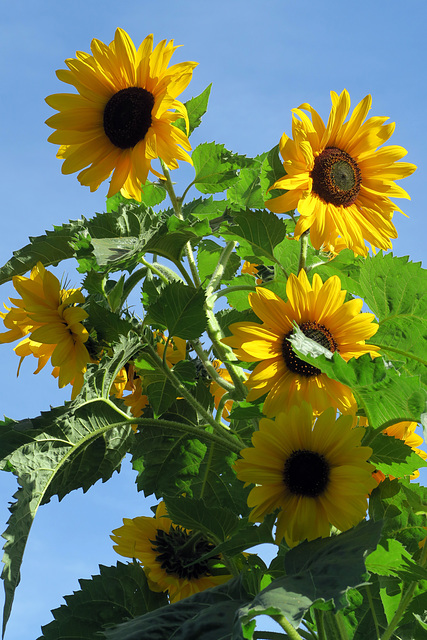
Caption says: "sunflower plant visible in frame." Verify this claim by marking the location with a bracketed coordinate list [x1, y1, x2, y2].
[1, 27, 427, 640]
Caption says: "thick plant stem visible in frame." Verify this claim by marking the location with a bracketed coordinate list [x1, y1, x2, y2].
[298, 230, 310, 274]
[140, 256, 169, 284]
[161, 162, 201, 286]
[323, 611, 349, 640]
[365, 585, 380, 640]
[313, 609, 327, 640]
[270, 615, 305, 640]
[381, 539, 427, 640]
[190, 340, 235, 392]
[145, 343, 245, 450]
[205, 241, 237, 298]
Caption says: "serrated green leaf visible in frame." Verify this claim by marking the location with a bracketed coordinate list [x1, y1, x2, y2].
[292, 349, 426, 430]
[224, 274, 256, 311]
[129, 425, 207, 497]
[260, 145, 288, 204]
[358, 253, 427, 384]
[173, 84, 212, 136]
[145, 283, 207, 339]
[0, 219, 85, 285]
[366, 538, 413, 577]
[227, 154, 267, 210]
[221, 209, 288, 266]
[37, 562, 167, 640]
[238, 520, 382, 629]
[1, 336, 143, 636]
[104, 577, 251, 640]
[163, 496, 240, 543]
[369, 479, 427, 553]
[192, 142, 240, 194]
[370, 432, 427, 477]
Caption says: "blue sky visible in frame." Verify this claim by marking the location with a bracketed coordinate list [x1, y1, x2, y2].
[1, 1, 426, 637]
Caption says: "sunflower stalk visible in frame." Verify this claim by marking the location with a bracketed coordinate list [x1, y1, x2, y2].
[270, 614, 305, 640]
[380, 538, 427, 640]
[190, 340, 235, 392]
[143, 343, 245, 450]
[161, 161, 202, 287]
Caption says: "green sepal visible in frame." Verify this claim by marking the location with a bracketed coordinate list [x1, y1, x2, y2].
[173, 84, 212, 136]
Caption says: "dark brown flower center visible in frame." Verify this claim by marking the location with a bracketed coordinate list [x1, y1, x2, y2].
[311, 147, 362, 207]
[151, 527, 218, 580]
[282, 321, 338, 378]
[283, 449, 330, 497]
[103, 87, 155, 149]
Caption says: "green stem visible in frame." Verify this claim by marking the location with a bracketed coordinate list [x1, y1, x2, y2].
[190, 340, 235, 392]
[209, 284, 257, 304]
[373, 342, 427, 368]
[365, 585, 380, 640]
[204, 306, 248, 400]
[161, 163, 201, 287]
[270, 615, 305, 640]
[314, 609, 327, 640]
[323, 611, 349, 640]
[215, 392, 230, 423]
[145, 343, 245, 449]
[199, 443, 214, 500]
[298, 230, 310, 274]
[380, 540, 427, 640]
[205, 241, 237, 298]
[140, 256, 169, 284]
[132, 417, 242, 452]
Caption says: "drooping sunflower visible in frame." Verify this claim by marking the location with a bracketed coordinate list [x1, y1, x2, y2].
[111, 502, 231, 602]
[266, 89, 416, 256]
[234, 404, 376, 547]
[0, 262, 90, 398]
[373, 421, 427, 483]
[45, 28, 197, 200]
[222, 269, 379, 416]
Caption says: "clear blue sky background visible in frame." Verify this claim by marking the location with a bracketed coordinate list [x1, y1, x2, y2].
[1, 1, 426, 638]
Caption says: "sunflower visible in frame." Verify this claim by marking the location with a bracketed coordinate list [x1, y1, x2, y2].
[373, 421, 427, 483]
[266, 89, 416, 256]
[110, 364, 148, 428]
[223, 269, 379, 416]
[0, 262, 90, 398]
[111, 502, 231, 602]
[234, 404, 376, 547]
[155, 331, 186, 368]
[45, 28, 197, 200]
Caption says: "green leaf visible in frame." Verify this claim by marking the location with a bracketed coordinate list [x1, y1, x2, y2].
[192, 142, 240, 194]
[238, 520, 382, 629]
[87, 300, 134, 343]
[163, 496, 240, 543]
[174, 84, 212, 136]
[259, 145, 287, 204]
[369, 432, 427, 478]
[37, 562, 167, 640]
[106, 181, 167, 211]
[369, 479, 427, 553]
[358, 253, 427, 384]
[0, 219, 85, 284]
[313, 249, 364, 293]
[366, 538, 413, 577]
[221, 209, 288, 266]
[129, 424, 207, 498]
[292, 349, 426, 430]
[104, 577, 251, 640]
[145, 283, 207, 339]
[0, 336, 143, 636]
[227, 154, 268, 210]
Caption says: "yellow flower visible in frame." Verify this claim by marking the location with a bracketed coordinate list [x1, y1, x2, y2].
[266, 89, 416, 256]
[110, 364, 148, 429]
[45, 28, 197, 200]
[223, 269, 379, 416]
[373, 421, 427, 483]
[234, 404, 376, 547]
[0, 262, 90, 399]
[111, 501, 231, 602]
